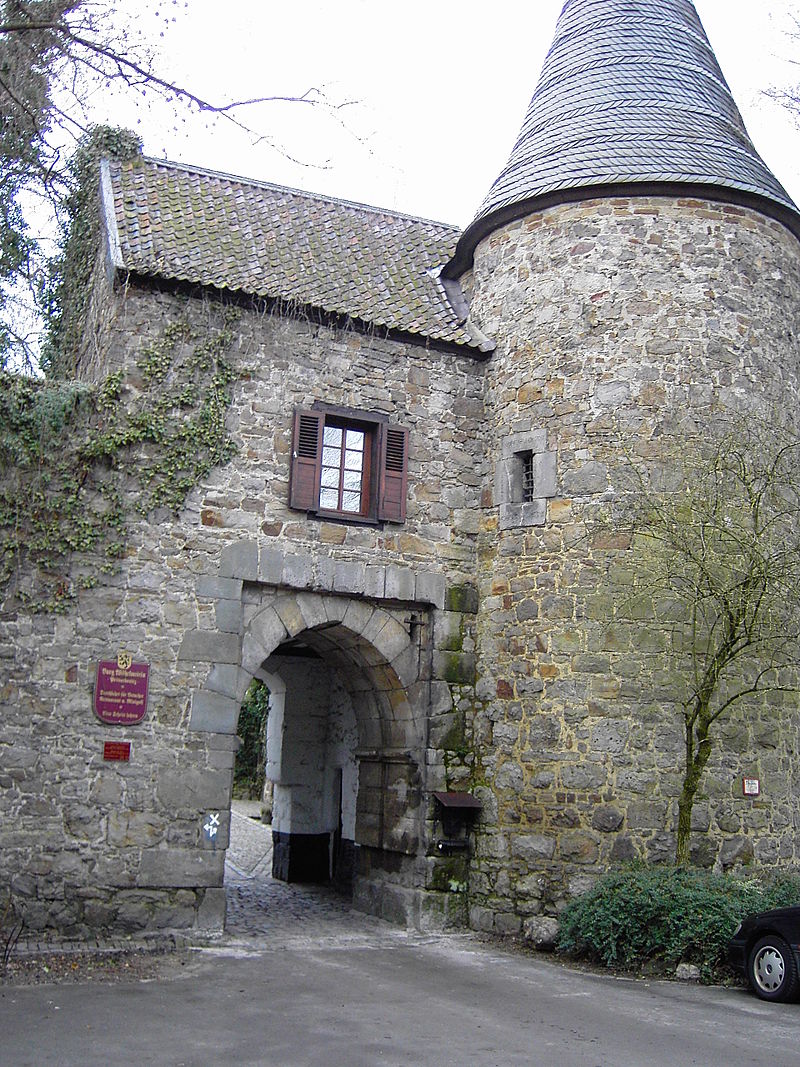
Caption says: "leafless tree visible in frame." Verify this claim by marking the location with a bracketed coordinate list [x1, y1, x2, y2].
[0, 0, 353, 371]
[614, 415, 800, 866]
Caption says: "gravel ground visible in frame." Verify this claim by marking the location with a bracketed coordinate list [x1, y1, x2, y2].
[1, 945, 192, 986]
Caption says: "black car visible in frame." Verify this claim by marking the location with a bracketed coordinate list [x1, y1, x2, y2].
[728, 906, 800, 1001]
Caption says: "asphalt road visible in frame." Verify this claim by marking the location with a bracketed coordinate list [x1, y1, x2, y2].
[3, 929, 800, 1067]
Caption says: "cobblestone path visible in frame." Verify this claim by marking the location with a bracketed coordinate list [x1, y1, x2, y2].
[223, 804, 393, 946]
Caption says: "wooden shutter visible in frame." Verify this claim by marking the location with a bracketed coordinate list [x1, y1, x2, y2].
[377, 423, 409, 523]
[289, 409, 323, 511]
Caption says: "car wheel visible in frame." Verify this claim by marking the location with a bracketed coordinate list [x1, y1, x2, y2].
[748, 935, 799, 1002]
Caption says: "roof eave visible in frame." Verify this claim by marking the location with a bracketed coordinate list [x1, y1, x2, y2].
[109, 269, 493, 359]
[99, 158, 125, 282]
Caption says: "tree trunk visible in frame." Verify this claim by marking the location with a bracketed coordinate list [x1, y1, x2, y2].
[676, 726, 712, 866]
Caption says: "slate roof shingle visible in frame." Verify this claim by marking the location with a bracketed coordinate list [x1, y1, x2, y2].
[102, 156, 484, 351]
[448, 0, 800, 273]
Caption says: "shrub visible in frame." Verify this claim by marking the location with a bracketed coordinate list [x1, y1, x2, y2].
[557, 865, 800, 980]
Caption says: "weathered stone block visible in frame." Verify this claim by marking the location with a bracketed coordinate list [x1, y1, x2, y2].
[283, 553, 314, 589]
[363, 565, 386, 598]
[500, 500, 546, 529]
[196, 576, 243, 601]
[590, 720, 630, 754]
[502, 429, 547, 459]
[415, 571, 446, 609]
[205, 663, 248, 701]
[445, 583, 479, 614]
[242, 608, 288, 671]
[196, 886, 226, 930]
[189, 690, 241, 734]
[220, 540, 258, 580]
[215, 599, 243, 634]
[179, 630, 240, 665]
[592, 805, 624, 832]
[108, 811, 166, 848]
[156, 767, 231, 810]
[626, 800, 668, 830]
[333, 561, 366, 595]
[273, 597, 307, 637]
[533, 450, 557, 497]
[563, 461, 607, 495]
[560, 763, 606, 790]
[511, 833, 555, 861]
[559, 833, 599, 863]
[139, 849, 225, 887]
[433, 650, 476, 685]
[522, 915, 559, 948]
[259, 547, 284, 584]
[385, 565, 416, 602]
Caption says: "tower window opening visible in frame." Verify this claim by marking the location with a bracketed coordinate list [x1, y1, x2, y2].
[522, 452, 536, 502]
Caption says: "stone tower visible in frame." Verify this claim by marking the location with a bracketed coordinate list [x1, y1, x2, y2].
[447, 0, 800, 930]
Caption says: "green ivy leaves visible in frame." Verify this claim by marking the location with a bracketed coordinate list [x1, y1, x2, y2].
[0, 310, 240, 612]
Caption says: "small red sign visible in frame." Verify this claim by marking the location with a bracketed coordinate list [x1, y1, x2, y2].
[103, 741, 131, 762]
[94, 660, 149, 725]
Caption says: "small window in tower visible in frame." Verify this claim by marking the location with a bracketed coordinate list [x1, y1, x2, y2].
[521, 452, 536, 503]
[496, 428, 557, 530]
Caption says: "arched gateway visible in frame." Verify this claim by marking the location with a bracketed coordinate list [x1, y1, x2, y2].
[185, 587, 445, 926]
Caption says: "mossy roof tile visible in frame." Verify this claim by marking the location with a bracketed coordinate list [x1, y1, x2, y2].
[105, 156, 479, 350]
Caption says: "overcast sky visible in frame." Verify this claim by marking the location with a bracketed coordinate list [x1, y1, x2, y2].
[93, 1, 800, 228]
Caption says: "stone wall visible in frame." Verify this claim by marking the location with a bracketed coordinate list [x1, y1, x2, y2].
[6, 193, 800, 942]
[0, 280, 486, 938]
[465, 196, 800, 933]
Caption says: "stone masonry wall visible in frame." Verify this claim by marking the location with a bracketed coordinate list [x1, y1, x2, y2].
[466, 196, 800, 935]
[0, 283, 486, 938]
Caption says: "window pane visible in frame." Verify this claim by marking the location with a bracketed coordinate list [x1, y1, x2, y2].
[345, 429, 364, 450]
[323, 426, 342, 447]
[343, 469, 361, 491]
[320, 466, 339, 488]
[322, 446, 341, 467]
[319, 488, 339, 509]
[341, 491, 361, 512]
[344, 449, 363, 471]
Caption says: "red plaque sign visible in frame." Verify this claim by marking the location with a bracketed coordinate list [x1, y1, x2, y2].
[94, 659, 149, 725]
[103, 741, 132, 762]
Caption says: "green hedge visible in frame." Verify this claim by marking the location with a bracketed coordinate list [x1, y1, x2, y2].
[557, 866, 800, 979]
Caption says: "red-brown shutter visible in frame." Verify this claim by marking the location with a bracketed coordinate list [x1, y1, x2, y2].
[377, 423, 409, 522]
[289, 409, 323, 511]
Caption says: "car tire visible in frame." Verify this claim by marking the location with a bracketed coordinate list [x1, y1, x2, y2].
[747, 935, 800, 1002]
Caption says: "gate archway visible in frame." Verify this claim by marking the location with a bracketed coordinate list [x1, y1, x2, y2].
[192, 591, 435, 924]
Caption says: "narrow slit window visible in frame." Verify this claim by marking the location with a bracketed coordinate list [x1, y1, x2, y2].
[522, 452, 536, 502]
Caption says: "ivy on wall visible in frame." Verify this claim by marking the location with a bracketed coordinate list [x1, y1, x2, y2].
[0, 309, 240, 613]
[40, 126, 143, 379]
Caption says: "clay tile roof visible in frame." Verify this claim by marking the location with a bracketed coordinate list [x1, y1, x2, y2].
[102, 156, 486, 351]
[447, 0, 800, 274]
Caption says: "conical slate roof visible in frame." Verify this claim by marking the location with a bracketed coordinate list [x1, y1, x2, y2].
[447, 0, 800, 274]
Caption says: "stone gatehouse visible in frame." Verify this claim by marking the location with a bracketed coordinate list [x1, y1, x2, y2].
[3, 0, 800, 940]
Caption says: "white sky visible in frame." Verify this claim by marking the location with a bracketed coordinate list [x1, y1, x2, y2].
[86, 1, 800, 227]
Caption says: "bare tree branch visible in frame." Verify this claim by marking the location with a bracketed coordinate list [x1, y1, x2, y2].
[609, 412, 800, 865]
